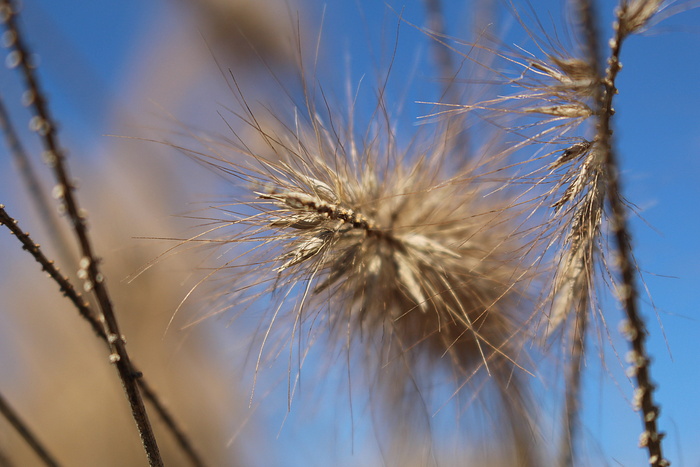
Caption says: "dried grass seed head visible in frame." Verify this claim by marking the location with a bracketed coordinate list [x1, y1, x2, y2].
[178, 74, 536, 410]
[417, 11, 610, 342]
[419, 17, 599, 148]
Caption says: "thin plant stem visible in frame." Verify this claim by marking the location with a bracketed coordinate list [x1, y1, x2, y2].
[137, 379, 207, 467]
[558, 293, 588, 467]
[0, 204, 206, 467]
[575, 0, 667, 464]
[602, 117, 668, 464]
[599, 6, 667, 467]
[0, 2, 163, 464]
[0, 95, 76, 271]
[0, 204, 104, 336]
[0, 390, 62, 467]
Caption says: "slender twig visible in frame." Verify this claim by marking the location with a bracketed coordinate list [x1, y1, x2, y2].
[0, 2, 163, 464]
[0, 38, 201, 466]
[0, 204, 206, 467]
[1, 76, 205, 467]
[0, 390, 62, 467]
[136, 379, 206, 467]
[601, 91, 669, 465]
[0, 95, 76, 270]
[0, 204, 103, 336]
[575, 0, 668, 464]
[599, 6, 667, 467]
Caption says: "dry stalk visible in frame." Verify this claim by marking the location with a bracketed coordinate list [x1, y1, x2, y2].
[0, 1, 163, 464]
[575, 0, 670, 464]
[0, 204, 206, 467]
[540, 0, 671, 462]
[0, 390, 61, 467]
[0, 204, 103, 336]
[0, 96, 75, 269]
[420, 0, 677, 463]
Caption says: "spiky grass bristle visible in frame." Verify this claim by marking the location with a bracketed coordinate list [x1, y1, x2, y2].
[169, 70, 540, 458]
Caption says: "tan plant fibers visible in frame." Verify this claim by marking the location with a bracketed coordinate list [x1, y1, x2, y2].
[166, 66, 540, 460]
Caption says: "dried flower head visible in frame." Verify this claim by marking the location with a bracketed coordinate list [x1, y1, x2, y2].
[167, 65, 538, 451]
[419, 28, 599, 152]
[618, 0, 665, 35]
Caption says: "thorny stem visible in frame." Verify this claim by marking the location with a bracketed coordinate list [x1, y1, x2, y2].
[0, 205, 104, 337]
[0, 391, 61, 467]
[0, 2, 163, 465]
[0, 207, 206, 467]
[576, 0, 667, 464]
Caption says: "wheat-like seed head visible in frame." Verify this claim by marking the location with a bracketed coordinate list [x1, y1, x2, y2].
[418, 17, 610, 342]
[418, 29, 598, 147]
[169, 72, 539, 453]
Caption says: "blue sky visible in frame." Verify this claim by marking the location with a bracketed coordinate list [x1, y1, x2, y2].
[3, 0, 700, 465]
